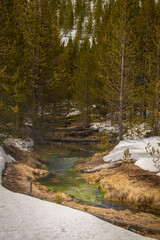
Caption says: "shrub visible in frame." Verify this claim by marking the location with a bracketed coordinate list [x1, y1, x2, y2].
[121, 148, 134, 177]
[55, 193, 63, 204]
[145, 143, 160, 172]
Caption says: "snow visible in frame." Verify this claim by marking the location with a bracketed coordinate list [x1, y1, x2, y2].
[123, 123, 151, 140]
[0, 147, 154, 239]
[0, 147, 14, 183]
[91, 121, 151, 139]
[103, 137, 160, 175]
[67, 108, 81, 117]
[4, 138, 34, 152]
[91, 121, 119, 134]
[61, 29, 77, 46]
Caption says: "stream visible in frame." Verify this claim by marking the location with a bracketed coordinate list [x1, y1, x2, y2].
[38, 144, 131, 211]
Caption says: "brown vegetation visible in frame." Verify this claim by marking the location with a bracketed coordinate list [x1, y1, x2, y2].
[2, 144, 160, 239]
[75, 152, 160, 209]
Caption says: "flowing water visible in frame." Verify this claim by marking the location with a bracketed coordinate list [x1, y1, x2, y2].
[38, 144, 131, 210]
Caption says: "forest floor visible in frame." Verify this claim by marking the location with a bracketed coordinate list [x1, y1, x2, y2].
[2, 143, 160, 240]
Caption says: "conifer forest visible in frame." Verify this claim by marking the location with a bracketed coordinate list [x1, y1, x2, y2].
[0, 0, 160, 143]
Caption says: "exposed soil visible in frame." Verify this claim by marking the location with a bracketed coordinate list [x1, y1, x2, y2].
[2, 144, 160, 240]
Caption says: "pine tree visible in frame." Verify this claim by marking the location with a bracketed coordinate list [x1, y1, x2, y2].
[73, 37, 98, 127]
[136, 0, 156, 120]
[14, 0, 60, 143]
[67, 0, 74, 31]
[94, 0, 103, 38]
[99, 0, 139, 140]
[75, 0, 82, 18]
[59, 0, 67, 29]
[0, 0, 25, 135]
[154, 0, 160, 135]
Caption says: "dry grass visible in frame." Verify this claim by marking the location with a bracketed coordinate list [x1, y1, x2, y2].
[2, 144, 160, 239]
[81, 163, 160, 208]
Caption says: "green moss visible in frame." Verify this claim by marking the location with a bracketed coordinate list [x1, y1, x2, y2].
[55, 194, 63, 204]
[100, 188, 106, 196]
[47, 186, 54, 191]
[67, 168, 74, 172]
[93, 182, 100, 188]
[87, 178, 92, 183]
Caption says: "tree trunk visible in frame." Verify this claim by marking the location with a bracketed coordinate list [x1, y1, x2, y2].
[32, 0, 39, 145]
[119, 19, 126, 141]
[45, 138, 100, 143]
[0, 1, 1, 46]
[86, 79, 90, 127]
[143, 26, 149, 120]
[155, 32, 160, 136]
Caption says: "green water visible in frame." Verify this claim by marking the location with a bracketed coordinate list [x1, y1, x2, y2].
[38, 145, 130, 210]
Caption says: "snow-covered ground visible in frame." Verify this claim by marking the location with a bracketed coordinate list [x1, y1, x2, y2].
[91, 121, 151, 139]
[0, 147, 155, 239]
[0, 147, 15, 183]
[123, 123, 151, 140]
[91, 121, 119, 134]
[104, 137, 160, 176]
[66, 108, 81, 117]
[4, 138, 34, 152]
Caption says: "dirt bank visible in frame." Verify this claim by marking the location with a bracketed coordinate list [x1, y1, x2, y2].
[2, 144, 160, 239]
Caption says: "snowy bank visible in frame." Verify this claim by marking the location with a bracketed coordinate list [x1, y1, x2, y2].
[0, 147, 155, 239]
[0, 147, 14, 183]
[103, 137, 160, 175]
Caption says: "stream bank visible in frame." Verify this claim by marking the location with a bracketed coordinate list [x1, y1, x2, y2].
[2, 143, 160, 239]
[75, 152, 160, 213]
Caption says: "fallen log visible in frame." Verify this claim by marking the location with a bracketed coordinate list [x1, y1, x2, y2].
[44, 127, 98, 132]
[83, 163, 109, 173]
[83, 159, 137, 173]
[83, 161, 122, 173]
[108, 161, 122, 169]
[44, 138, 100, 143]
[69, 130, 97, 137]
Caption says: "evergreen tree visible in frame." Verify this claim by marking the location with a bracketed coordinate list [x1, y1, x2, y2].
[75, 0, 82, 18]
[67, 0, 74, 31]
[59, 0, 67, 29]
[73, 37, 98, 126]
[94, 0, 103, 38]
[99, 0, 139, 140]
[136, 0, 156, 120]
[154, 0, 160, 135]
[0, 0, 26, 135]
[15, 0, 60, 143]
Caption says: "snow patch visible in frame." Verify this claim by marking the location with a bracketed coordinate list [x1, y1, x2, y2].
[67, 108, 81, 117]
[0, 183, 154, 240]
[123, 123, 151, 140]
[103, 137, 160, 175]
[4, 138, 34, 152]
[0, 145, 155, 239]
[0, 146, 15, 183]
[91, 121, 151, 140]
[91, 121, 119, 134]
